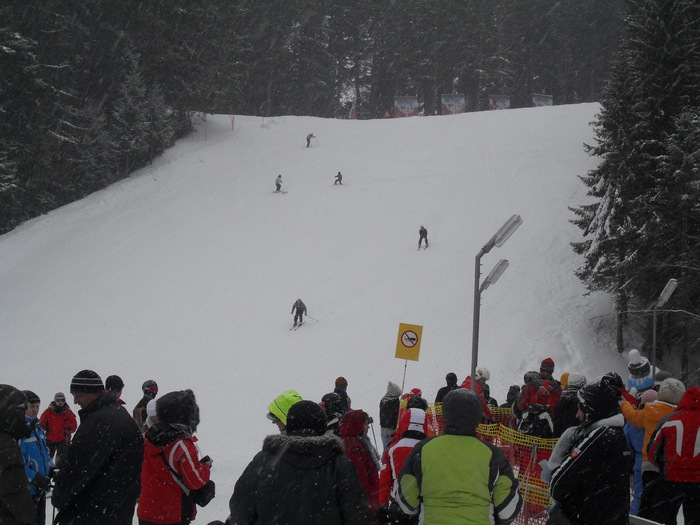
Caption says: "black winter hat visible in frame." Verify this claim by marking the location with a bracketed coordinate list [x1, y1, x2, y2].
[105, 375, 125, 392]
[446, 372, 458, 384]
[442, 389, 483, 435]
[0, 384, 31, 439]
[70, 370, 104, 394]
[321, 392, 344, 415]
[286, 400, 327, 436]
[577, 380, 619, 422]
[406, 396, 428, 411]
[22, 390, 40, 404]
[157, 390, 200, 431]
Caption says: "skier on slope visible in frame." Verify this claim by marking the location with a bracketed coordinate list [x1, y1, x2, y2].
[306, 133, 315, 147]
[334, 171, 343, 185]
[291, 299, 306, 327]
[275, 174, 283, 193]
[418, 226, 428, 249]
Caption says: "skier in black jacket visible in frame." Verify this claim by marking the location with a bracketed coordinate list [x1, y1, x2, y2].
[228, 400, 372, 524]
[291, 298, 306, 327]
[53, 370, 143, 525]
[418, 226, 428, 249]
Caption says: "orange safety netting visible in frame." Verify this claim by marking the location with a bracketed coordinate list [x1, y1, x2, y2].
[429, 403, 556, 525]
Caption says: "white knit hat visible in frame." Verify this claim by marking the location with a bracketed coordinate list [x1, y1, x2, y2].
[658, 378, 686, 405]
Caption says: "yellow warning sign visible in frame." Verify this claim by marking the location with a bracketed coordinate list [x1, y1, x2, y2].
[395, 323, 423, 361]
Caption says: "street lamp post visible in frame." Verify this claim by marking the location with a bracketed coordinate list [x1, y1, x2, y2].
[652, 278, 678, 374]
[470, 215, 522, 391]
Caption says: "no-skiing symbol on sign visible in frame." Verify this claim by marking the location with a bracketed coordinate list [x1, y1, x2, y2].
[401, 331, 418, 347]
[395, 323, 423, 361]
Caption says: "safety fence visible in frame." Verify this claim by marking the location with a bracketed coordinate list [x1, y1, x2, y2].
[426, 404, 556, 525]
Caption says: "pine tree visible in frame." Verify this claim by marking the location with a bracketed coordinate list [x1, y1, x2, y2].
[572, 0, 700, 363]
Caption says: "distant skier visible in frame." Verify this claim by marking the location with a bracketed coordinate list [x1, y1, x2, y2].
[291, 299, 307, 327]
[418, 226, 429, 249]
[334, 171, 343, 185]
[306, 133, 315, 147]
[275, 174, 282, 193]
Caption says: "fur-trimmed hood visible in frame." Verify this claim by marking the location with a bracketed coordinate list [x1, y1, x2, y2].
[262, 432, 344, 470]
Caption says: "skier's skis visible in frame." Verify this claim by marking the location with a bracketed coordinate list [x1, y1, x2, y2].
[290, 321, 304, 331]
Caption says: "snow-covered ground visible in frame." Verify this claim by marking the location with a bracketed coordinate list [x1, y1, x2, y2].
[1, 104, 633, 522]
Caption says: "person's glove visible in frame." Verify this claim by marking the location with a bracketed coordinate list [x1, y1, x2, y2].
[31, 474, 51, 491]
[606, 372, 624, 388]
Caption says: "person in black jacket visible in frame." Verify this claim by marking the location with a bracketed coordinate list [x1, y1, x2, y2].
[321, 392, 346, 435]
[133, 379, 158, 432]
[418, 226, 428, 249]
[552, 372, 586, 437]
[227, 400, 372, 524]
[546, 378, 629, 525]
[434, 373, 459, 404]
[379, 381, 402, 452]
[0, 385, 36, 525]
[291, 299, 306, 327]
[52, 370, 144, 525]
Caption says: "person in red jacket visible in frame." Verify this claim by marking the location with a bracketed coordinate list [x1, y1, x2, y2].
[339, 409, 380, 517]
[648, 386, 700, 525]
[38, 392, 77, 466]
[138, 389, 214, 525]
[460, 367, 493, 421]
[377, 408, 429, 524]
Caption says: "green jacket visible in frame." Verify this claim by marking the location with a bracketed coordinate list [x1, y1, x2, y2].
[397, 434, 521, 524]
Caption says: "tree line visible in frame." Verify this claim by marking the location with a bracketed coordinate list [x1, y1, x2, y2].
[571, 0, 700, 384]
[1, 0, 626, 234]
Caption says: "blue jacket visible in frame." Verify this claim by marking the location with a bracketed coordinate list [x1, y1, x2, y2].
[18, 416, 54, 495]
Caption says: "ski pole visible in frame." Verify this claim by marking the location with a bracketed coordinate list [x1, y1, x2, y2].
[306, 315, 319, 322]
[314, 137, 320, 145]
[370, 421, 378, 450]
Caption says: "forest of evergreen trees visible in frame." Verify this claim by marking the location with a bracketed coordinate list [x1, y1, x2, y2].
[1, 0, 626, 234]
[571, 0, 700, 381]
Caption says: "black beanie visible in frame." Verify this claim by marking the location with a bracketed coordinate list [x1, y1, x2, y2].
[286, 400, 327, 436]
[406, 396, 428, 411]
[321, 392, 344, 415]
[577, 380, 619, 422]
[105, 375, 125, 392]
[70, 370, 104, 394]
[22, 390, 40, 404]
[157, 390, 200, 431]
[0, 385, 31, 439]
[442, 389, 483, 435]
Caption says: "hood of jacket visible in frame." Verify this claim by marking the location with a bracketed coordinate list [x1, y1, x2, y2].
[339, 409, 366, 437]
[145, 422, 192, 447]
[677, 386, 700, 411]
[262, 432, 344, 470]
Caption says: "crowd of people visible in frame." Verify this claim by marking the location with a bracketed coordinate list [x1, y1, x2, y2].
[0, 351, 698, 525]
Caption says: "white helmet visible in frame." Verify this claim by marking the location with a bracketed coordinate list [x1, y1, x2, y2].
[475, 367, 490, 381]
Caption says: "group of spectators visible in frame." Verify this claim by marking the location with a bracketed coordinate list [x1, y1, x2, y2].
[1, 371, 213, 525]
[1, 353, 698, 525]
[210, 376, 521, 525]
